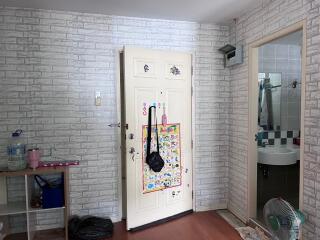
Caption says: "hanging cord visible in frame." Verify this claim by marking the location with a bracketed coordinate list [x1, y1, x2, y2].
[154, 107, 160, 153]
[146, 106, 159, 157]
[146, 106, 153, 158]
[234, 18, 237, 45]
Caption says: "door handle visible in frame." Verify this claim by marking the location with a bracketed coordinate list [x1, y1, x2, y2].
[108, 123, 120, 128]
[108, 123, 129, 129]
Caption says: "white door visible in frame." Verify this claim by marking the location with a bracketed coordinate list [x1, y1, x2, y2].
[123, 47, 193, 230]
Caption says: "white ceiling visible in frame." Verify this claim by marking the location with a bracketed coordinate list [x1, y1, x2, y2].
[2, 0, 261, 23]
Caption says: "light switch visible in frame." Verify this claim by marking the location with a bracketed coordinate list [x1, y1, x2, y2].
[95, 91, 102, 106]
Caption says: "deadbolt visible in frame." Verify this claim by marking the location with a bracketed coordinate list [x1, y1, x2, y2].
[129, 133, 134, 139]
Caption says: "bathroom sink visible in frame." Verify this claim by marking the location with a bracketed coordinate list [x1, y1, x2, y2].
[258, 146, 297, 165]
[288, 144, 300, 160]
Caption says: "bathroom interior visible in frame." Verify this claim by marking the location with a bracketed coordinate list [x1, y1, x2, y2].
[256, 30, 302, 222]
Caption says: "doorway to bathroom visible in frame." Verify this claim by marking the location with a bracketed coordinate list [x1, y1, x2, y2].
[247, 21, 306, 225]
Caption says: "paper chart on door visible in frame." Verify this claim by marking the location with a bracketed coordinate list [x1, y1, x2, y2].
[142, 123, 182, 193]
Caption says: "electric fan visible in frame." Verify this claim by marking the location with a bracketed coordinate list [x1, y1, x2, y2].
[263, 198, 305, 240]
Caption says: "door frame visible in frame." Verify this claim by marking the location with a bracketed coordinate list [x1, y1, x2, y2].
[116, 48, 196, 220]
[247, 20, 307, 220]
[115, 49, 124, 220]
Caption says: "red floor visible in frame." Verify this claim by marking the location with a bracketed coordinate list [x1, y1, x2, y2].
[110, 211, 242, 240]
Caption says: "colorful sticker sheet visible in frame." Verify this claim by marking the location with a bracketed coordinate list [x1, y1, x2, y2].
[142, 123, 182, 193]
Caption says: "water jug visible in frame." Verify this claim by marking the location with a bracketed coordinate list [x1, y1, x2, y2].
[7, 130, 27, 171]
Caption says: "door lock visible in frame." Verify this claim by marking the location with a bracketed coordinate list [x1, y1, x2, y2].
[128, 133, 134, 139]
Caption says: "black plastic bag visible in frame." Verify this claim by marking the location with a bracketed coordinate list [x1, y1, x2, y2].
[69, 216, 113, 240]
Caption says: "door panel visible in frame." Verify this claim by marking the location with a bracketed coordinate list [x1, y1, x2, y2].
[124, 47, 192, 230]
[165, 63, 187, 80]
[134, 59, 157, 78]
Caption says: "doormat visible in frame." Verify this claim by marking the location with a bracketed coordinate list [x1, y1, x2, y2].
[236, 227, 271, 240]
[142, 123, 182, 193]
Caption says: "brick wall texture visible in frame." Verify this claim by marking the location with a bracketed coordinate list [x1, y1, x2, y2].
[0, 6, 230, 227]
[229, 0, 320, 239]
[1, 0, 320, 238]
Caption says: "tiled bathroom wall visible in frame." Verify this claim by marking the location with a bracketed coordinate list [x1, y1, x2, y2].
[257, 130, 300, 146]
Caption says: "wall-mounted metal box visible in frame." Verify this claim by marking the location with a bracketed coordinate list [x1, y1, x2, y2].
[219, 44, 243, 67]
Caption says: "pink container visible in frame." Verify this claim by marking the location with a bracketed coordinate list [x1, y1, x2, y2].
[27, 148, 40, 169]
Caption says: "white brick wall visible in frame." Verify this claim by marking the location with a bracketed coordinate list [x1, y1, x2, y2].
[228, 0, 320, 239]
[2, 2, 320, 238]
[0, 6, 230, 227]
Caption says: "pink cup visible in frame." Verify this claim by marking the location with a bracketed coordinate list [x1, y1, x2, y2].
[27, 148, 40, 169]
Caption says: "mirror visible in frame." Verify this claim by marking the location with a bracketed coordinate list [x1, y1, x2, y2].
[258, 73, 281, 130]
[258, 31, 302, 131]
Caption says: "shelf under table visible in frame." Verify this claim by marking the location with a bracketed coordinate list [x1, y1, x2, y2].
[0, 167, 67, 177]
[4, 228, 64, 240]
[33, 228, 65, 240]
[4, 232, 28, 240]
[0, 166, 69, 240]
[28, 206, 66, 213]
[0, 202, 26, 216]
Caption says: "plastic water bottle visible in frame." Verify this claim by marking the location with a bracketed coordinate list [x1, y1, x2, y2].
[7, 130, 27, 171]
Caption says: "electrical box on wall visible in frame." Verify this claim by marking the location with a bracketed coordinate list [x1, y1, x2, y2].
[219, 44, 243, 68]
